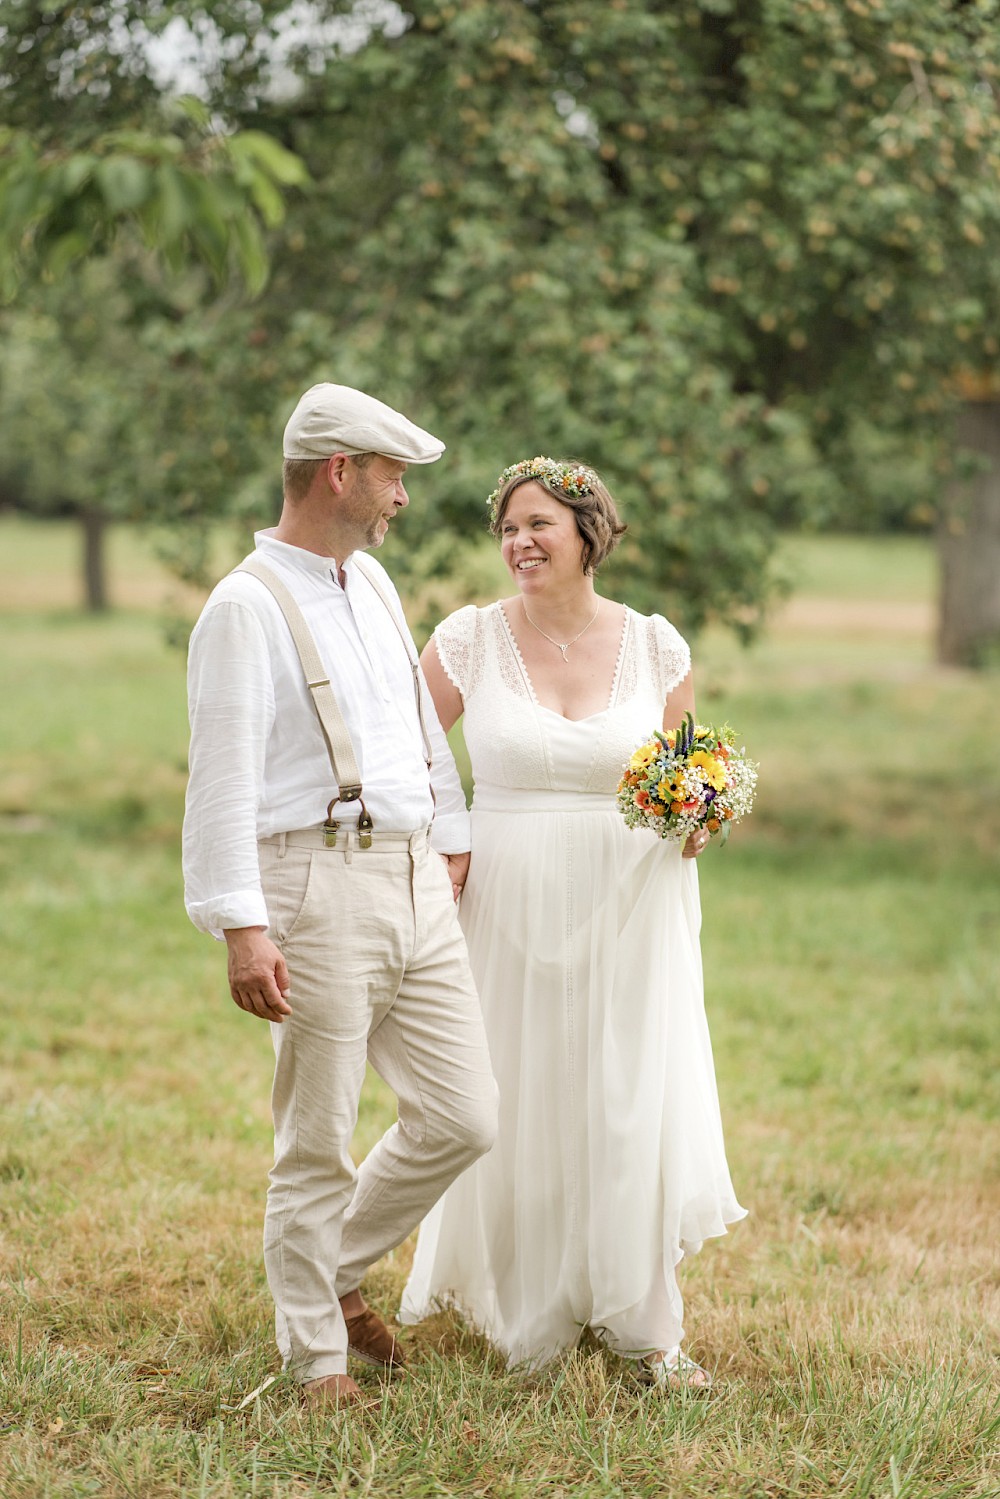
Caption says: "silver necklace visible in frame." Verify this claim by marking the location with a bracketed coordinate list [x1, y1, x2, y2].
[522, 599, 601, 661]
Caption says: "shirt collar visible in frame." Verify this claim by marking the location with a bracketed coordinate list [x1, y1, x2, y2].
[254, 528, 359, 584]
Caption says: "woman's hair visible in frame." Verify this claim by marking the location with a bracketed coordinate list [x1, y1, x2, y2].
[489, 460, 627, 574]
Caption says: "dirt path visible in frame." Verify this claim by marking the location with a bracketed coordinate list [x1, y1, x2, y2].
[775, 597, 933, 634]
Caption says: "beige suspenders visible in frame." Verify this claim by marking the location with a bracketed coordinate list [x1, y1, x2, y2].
[352, 554, 435, 784]
[235, 553, 433, 849]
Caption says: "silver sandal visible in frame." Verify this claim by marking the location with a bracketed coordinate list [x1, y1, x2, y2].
[635, 1349, 713, 1392]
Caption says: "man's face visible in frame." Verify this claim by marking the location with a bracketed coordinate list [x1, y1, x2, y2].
[340, 456, 410, 549]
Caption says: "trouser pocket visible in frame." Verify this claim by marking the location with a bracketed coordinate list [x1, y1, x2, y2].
[259, 842, 316, 945]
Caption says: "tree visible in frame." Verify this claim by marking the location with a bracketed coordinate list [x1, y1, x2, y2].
[0, 1, 307, 607]
[181, 0, 993, 639]
[5, 0, 1000, 641]
[938, 380, 1000, 665]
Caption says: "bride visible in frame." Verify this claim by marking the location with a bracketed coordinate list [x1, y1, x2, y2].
[399, 457, 746, 1388]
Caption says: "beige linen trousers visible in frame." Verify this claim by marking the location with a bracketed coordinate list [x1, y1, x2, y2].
[259, 827, 498, 1383]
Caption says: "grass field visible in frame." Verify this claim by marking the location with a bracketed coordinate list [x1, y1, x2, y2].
[0, 517, 997, 1498]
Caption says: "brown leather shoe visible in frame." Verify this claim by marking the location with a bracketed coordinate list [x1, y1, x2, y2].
[302, 1372, 365, 1407]
[344, 1306, 407, 1372]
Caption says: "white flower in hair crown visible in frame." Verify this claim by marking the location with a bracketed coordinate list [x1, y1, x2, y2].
[487, 456, 594, 523]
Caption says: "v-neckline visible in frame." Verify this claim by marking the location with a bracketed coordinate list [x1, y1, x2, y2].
[497, 602, 631, 723]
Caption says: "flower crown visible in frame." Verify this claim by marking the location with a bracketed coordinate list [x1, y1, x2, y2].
[487, 456, 594, 523]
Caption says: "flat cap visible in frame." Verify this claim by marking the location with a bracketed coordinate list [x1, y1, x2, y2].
[282, 383, 445, 464]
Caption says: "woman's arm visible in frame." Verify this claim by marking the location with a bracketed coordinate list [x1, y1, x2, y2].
[661, 667, 708, 860]
[420, 637, 466, 732]
[662, 665, 696, 734]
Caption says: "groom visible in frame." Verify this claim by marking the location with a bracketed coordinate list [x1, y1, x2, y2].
[182, 383, 498, 1405]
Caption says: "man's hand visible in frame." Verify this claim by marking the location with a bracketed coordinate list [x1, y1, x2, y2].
[224, 926, 293, 1022]
[440, 850, 471, 902]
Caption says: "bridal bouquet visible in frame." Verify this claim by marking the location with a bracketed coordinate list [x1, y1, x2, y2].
[616, 714, 757, 846]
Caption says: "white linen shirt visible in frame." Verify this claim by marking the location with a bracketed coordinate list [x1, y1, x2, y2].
[183, 530, 470, 937]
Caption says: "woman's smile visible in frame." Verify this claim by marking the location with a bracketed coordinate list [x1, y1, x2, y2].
[501, 482, 586, 584]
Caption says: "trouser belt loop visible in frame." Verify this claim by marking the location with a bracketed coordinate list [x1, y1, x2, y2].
[344, 828, 354, 865]
[277, 831, 287, 859]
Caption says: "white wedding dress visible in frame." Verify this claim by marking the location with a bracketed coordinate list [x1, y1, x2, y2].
[400, 602, 746, 1366]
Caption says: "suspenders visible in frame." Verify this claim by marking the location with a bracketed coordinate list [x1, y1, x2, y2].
[235, 553, 433, 850]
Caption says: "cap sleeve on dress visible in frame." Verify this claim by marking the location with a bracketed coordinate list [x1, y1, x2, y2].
[650, 613, 691, 700]
[432, 604, 480, 697]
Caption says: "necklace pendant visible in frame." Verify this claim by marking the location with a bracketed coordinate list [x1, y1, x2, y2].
[521, 598, 601, 661]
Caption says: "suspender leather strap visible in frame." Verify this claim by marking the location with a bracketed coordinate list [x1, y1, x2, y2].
[234, 553, 434, 846]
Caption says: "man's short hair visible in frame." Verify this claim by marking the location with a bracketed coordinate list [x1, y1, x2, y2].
[282, 451, 376, 503]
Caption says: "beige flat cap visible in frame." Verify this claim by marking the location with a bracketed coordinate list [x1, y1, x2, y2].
[282, 383, 445, 463]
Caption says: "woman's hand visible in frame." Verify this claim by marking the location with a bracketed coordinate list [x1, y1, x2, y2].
[442, 850, 471, 900]
[682, 829, 710, 859]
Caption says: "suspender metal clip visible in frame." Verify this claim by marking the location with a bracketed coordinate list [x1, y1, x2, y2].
[326, 793, 374, 849]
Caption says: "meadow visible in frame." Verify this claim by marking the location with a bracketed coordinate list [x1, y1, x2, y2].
[0, 516, 997, 1498]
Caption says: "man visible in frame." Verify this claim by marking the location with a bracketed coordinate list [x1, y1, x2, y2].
[183, 383, 498, 1406]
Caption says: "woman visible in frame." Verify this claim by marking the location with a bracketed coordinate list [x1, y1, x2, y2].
[400, 457, 746, 1388]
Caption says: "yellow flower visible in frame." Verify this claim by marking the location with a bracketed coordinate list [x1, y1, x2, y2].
[630, 742, 658, 770]
[688, 749, 727, 791]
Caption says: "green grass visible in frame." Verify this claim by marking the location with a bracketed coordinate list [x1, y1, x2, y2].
[776, 532, 935, 602]
[1, 518, 998, 1497]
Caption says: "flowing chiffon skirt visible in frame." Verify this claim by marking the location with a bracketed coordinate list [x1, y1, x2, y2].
[401, 784, 746, 1367]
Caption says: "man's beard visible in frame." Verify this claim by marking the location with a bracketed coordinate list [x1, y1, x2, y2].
[348, 470, 389, 549]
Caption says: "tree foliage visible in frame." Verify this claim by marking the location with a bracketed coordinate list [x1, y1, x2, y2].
[248, 0, 1000, 629]
[0, 105, 307, 296]
[3, 0, 1000, 632]
[0, 1, 308, 607]
[0, 3, 307, 296]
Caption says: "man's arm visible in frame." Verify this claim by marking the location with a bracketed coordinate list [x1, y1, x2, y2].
[184, 596, 293, 1015]
[359, 560, 471, 888]
[417, 641, 471, 862]
[419, 638, 470, 898]
[421, 659, 471, 895]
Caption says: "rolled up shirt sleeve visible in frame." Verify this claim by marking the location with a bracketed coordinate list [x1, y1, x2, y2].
[183, 599, 276, 938]
[425, 675, 471, 855]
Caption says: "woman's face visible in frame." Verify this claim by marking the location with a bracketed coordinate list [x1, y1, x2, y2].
[499, 482, 586, 592]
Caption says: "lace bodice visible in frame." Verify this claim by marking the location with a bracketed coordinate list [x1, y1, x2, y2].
[433, 602, 690, 797]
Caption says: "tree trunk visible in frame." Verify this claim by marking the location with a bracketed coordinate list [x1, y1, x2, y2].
[937, 400, 1000, 667]
[81, 507, 109, 612]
